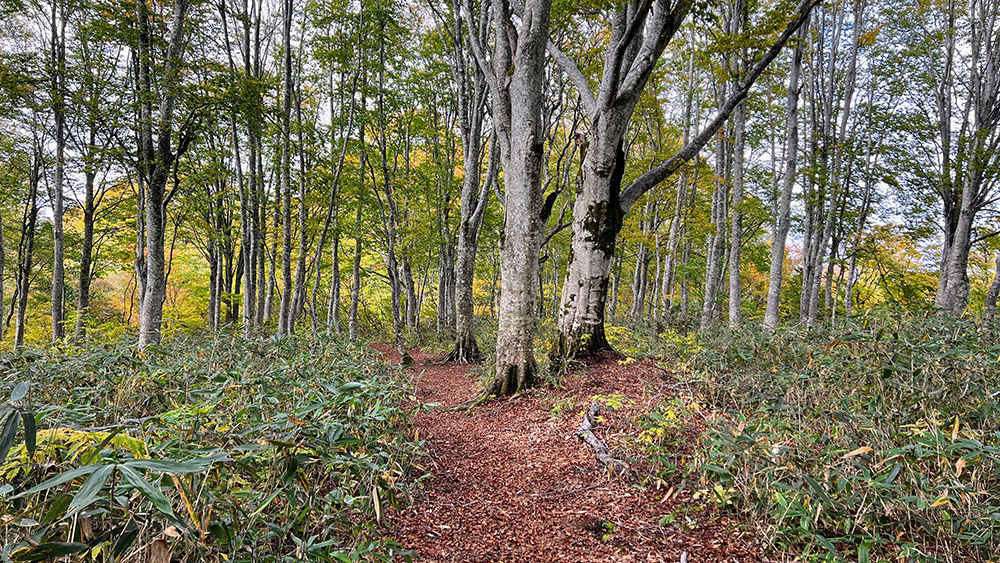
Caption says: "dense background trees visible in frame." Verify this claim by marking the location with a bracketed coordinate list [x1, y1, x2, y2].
[1, 0, 1000, 362]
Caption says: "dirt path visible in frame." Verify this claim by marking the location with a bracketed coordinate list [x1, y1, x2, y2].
[377, 346, 762, 562]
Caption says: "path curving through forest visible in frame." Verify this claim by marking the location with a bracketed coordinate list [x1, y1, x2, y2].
[376, 346, 764, 563]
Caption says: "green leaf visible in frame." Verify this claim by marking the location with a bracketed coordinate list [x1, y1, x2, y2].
[15, 465, 100, 498]
[10, 381, 29, 402]
[858, 541, 870, 563]
[0, 410, 21, 464]
[11, 543, 89, 562]
[66, 464, 115, 516]
[21, 411, 35, 456]
[40, 493, 72, 524]
[803, 475, 838, 509]
[117, 464, 174, 516]
[339, 381, 364, 393]
[125, 453, 224, 474]
[813, 533, 838, 554]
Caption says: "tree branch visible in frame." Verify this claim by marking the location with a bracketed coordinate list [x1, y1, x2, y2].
[620, 0, 820, 213]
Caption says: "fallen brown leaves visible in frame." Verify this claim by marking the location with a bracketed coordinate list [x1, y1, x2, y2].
[375, 346, 764, 563]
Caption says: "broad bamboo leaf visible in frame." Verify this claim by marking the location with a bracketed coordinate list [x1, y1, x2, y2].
[10, 381, 29, 402]
[11, 542, 89, 562]
[66, 464, 115, 516]
[40, 493, 72, 524]
[0, 410, 20, 464]
[125, 453, 226, 474]
[117, 464, 174, 516]
[15, 465, 100, 498]
[21, 411, 35, 456]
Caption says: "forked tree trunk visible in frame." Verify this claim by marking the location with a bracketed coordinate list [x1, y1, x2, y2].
[554, 0, 817, 354]
[444, 0, 494, 363]
[137, 0, 190, 350]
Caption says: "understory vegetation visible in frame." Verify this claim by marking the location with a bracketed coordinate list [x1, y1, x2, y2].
[628, 311, 1000, 563]
[0, 336, 422, 562]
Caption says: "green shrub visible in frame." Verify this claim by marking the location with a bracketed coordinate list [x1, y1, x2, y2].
[671, 312, 1000, 562]
[0, 334, 422, 562]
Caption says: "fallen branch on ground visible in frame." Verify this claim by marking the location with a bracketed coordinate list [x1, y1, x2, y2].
[577, 402, 636, 482]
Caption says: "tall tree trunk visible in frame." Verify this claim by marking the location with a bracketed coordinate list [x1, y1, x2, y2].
[374, 20, 411, 363]
[313, 68, 357, 334]
[467, 0, 551, 396]
[49, 2, 67, 343]
[444, 0, 494, 362]
[290, 69, 311, 333]
[137, 0, 191, 350]
[763, 19, 808, 331]
[75, 172, 96, 339]
[277, 0, 293, 335]
[349, 188, 363, 341]
[727, 0, 748, 329]
[701, 112, 731, 331]
[15, 153, 40, 350]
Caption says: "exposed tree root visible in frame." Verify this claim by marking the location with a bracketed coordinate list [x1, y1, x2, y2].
[577, 402, 636, 482]
[445, 334, 483, 364]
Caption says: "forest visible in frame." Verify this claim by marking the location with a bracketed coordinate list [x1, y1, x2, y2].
[1, 0, 999, 561]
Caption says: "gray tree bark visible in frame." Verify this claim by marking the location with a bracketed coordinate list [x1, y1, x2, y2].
[49, 1, 67, 343]
[14, 151, 41, 350]
[436, 0, 494, 362]
[277, 0, 293, 335]
[554, 0, 818, 356]
[136, 0, 191, 350]
[727, 0, 748, 329]
[763, 19, 809, 331]
[463, 0, 551, 395]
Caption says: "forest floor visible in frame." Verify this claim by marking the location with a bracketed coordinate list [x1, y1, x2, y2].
[373, 345, 766, 563]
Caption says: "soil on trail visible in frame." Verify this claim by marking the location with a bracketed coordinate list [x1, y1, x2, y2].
[374, 345, 762, 563]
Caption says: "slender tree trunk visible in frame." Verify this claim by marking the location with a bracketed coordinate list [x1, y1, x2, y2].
[728, 98, 745, 328]
[15, 154, 40, 351]
[444, 0, 494, 362]
[137, 0, 191, 350]
[349, 191, 363, 342]
[763, 20, 808, 330]
[277, 0, 293, 335]
[701, 120, 730, 331]
[290, 77, 311, 333]
[728, 0, 748, 329]
[75, 172, 96, 339]
[984, 252, 1000, 324]
[49, 4, 66, 343]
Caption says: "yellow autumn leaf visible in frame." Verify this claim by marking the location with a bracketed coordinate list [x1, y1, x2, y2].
[931, 495, 950, 508]
[843, 446, 873, 458]
[956, 458, 966, 478]
[952, 417, 960, 441]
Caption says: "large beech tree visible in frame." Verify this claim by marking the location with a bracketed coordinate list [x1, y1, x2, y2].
[552, 0, 820, 358]
[465, 0, 552, 395]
